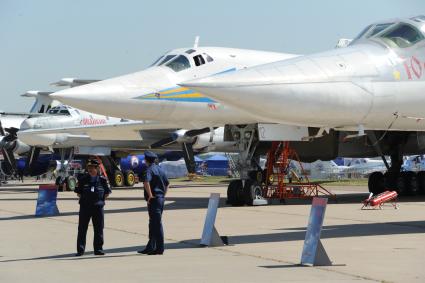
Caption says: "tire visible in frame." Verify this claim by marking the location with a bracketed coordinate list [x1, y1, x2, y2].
[243, 179, 263, 206]
[417, 171, 425, 194]
[396, 171, 417, 196]
[66, 176, 77, 191]
[56, 176, 64, 192]
[261, 169, 268, 185]
[55, 176, 61, 186]
[124, 170, 136, 187]
[248, 170, 263, 183]
[113, 170, 125, 187]
[404, 171, 418, 195]
[227, 180, 244, 206]
[384, 172, 398, 191]
[368, 172, 385, 194]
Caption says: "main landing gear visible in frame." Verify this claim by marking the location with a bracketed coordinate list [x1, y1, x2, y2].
[368, 148, 424, 196]
[225, 125, 265, 206]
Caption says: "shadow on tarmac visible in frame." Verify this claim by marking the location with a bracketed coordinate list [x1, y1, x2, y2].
[1, 220, 424, 263]
[0, 240, 201, 263]
[1, 192, 425, 221]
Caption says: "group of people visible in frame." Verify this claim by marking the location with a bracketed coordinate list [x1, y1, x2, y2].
[75, 151, 169, 256]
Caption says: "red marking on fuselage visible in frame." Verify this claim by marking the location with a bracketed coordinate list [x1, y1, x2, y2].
[404, 56, 424, 80]
[80, 117, 107, 125]
[411, 56, 422, 79]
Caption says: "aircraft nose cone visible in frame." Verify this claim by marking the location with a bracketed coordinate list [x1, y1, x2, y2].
[50, 86, 93, 107]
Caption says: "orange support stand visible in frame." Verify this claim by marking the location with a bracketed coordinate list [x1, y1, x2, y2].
[94, 156, 109, 179]
[262, 141, 336, 201]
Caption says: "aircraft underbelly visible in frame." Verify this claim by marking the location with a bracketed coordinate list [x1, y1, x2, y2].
[233, 82, 373, 127]
[364, 81, 425, 130]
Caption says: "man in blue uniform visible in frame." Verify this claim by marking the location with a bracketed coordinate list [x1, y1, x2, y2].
[138, 151, 169, 255]
[75, 159, 111, 256]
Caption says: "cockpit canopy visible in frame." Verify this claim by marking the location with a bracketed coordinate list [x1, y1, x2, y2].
[47, 105, 76, 116]
[351, 15, 425, 48]
[150, 49, 214, 72]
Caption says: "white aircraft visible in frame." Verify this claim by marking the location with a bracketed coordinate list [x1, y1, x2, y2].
[49, 46, 298, 125]
[15, 91, 239, 186]
[43, 45, 302, 204]
[343, 158, 388, 176]
[181, 16, 425, 197]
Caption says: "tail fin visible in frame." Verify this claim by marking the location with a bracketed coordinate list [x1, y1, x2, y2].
[21, 91, 59, 113]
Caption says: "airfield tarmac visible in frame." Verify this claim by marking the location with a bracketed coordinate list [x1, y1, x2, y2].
[0, 180, 424, 283]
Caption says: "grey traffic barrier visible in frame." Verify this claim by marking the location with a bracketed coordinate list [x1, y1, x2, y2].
[300, 197, 332, 266]
[200, 193, 228, 246]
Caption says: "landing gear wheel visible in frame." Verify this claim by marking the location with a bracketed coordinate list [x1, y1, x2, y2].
[66, 176, 77, 191]
[397, 171, 418, 195]
[248, 170, 263, 183]
[243, 179, 262, 206]
[368, 172, 385, 194]
[384, 172, 398, 191]
[55, 176, 64, 192]
[261, 169, 268, 185]
[113, 170, 125, 187]
[227, 180, 244, 206]
[417, 171, 425, 195]
[397, 171, 417, 196]
[124, 170, 136, 187]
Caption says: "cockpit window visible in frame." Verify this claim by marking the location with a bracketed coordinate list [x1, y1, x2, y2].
[158, 55, 176, 66]
[185, 49, 196, 54]
[411, 15, 425, 22]
[150, 56, 164, 67]
[368, 23, 393, 37]
[379, 23, 424, 48]
[353, 25, 372, 41]
[48, 106, 70, 115]
[48, 107, 59, 114]
[351, 23, 393, 44]
[193, 55, 206, 66]
[165, 55, 191, 72]
[204, 53, 214, 62]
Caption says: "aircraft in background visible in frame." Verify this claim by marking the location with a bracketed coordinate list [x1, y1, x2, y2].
[13, 88, 238, 188]
[181, 16, 425, 198]
[0, 91, 59, 177]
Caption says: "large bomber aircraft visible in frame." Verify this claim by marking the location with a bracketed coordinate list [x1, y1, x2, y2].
[12, 89, 238, 187]
[49, 46, 298, 125]
[182, 16, 425, 198]
[42, 46, 301, 203]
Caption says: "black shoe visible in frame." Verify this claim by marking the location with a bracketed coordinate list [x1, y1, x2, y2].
[137, 249, 153, 254]
[75, 252, 84, 257]
[94, 250, 105, 256]
[147, 250, 164, 255]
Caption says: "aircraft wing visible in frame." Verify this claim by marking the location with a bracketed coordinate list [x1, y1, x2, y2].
[18, 121, 184, 141]
[0, 112, 50, 118]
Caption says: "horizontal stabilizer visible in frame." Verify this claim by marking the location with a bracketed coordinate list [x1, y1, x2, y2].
[21, 91, 54, 97]
[51, 78, 101, 87]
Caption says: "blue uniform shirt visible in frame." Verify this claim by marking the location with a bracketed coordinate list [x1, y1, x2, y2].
[143, 164, 169, 199]
[75, 174, 111, 207]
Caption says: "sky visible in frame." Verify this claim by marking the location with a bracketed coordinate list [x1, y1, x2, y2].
[0, 0, 423, 112]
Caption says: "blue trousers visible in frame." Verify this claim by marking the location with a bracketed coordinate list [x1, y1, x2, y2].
[146, 196, 164, 252]
[77, 205, 104, 253]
